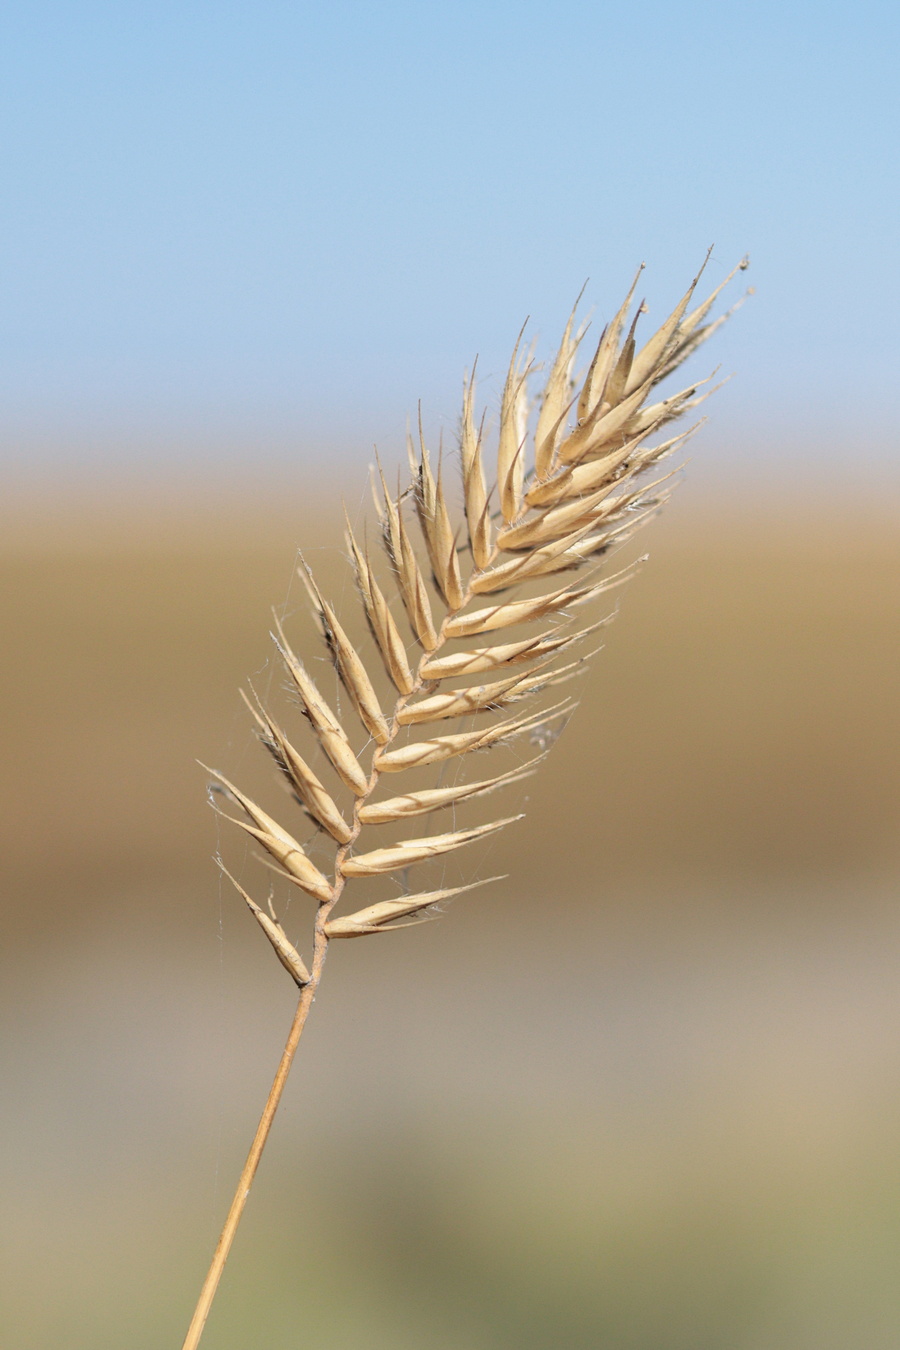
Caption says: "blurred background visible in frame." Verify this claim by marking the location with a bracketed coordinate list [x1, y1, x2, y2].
[1, 2, 898, 1347]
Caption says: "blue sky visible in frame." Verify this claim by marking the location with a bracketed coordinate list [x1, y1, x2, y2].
[1, 0, 897, 488]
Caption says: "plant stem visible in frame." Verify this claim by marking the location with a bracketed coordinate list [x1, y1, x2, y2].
[180, 960, 323, 1350]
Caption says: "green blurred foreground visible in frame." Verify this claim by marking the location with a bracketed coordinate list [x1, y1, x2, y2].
[1, 492, 898, 1348]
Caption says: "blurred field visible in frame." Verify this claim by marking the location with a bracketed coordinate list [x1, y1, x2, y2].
[1, 486, 898, 1348]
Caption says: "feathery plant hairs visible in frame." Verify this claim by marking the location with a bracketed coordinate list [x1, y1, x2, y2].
[182, 252, 750, 1349]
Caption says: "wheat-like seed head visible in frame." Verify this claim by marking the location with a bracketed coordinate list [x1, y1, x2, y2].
[208, 255, 750, 970]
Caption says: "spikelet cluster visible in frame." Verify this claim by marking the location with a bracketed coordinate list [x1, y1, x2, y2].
[207, 255, 749, 976]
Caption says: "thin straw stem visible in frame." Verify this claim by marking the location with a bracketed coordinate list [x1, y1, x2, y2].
[180, 959, 324, 1350]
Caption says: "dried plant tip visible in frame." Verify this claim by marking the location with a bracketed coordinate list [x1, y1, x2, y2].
[203, 767, 333, 903]
[296, 564, 328, 641]
[419, 620, 607, 680]
[469, 517, 600, 591]
[578, 263, 644, 422]
[373, 699, 572, 772]
[532, 548, 647, 590]
[218, 862, 311, 984]
[460, 371, 493, 568]
[622, 250, 709, 396]
[398, 510, 439, 649]
[601, 304, 642, 409]
[497, 481, 618, 551]
[554, 501, 664, 566]
[617, 374, 713, 442]
[346, 519, 415, 694]
[378, 464, 439, 649]
[527, 424, 694, 509]
[497, 325, 531, 523]
[434, 464, 465, 609]
[676, 256, 750, 343]
[300, 562, 390, 745]
[557, 376, 653, 467]
[324, 877, 504, 936]
[444, 578, 599, 639]
[340, 816, 523, 877]
[272, 616, 369, 795]
[240, 690, 352, 844]
[357, 759, 541, 823]
[414, 435, 465, 609]
[534, 297, 582, 478]
[397, 667, 554, 724]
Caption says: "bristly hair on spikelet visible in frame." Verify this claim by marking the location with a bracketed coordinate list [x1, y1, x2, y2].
[181, 252, 751, 1350]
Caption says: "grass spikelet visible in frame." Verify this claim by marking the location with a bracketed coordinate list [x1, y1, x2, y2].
[345, 519, 416, 694]
[203, 767, 333, 902]
[218, 863, 312, 984]
[300, 561, 391, 745]
[271, 617, 369, 794]
[324, 878, 503, 937]
[460, 368, 492, 568]
[339, 815, 523, 878]
[240, 689, 352, 843]
[181, 256, 746, 1350]
[577, 262, 643, 424]
[497, 325, 532, 522]
[371, 699, 572, 772]
[534, 295, 582, 478]
[413, 429, 465, 609]
[357, 760, 541, 823]
[396, 668, 556, 723]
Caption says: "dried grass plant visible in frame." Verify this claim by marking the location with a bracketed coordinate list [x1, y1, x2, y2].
[182, 253, 749, 1349]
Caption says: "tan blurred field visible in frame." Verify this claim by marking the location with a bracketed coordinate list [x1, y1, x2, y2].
[1, 489, 897, 913]
[1, 486, 898, 1348]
